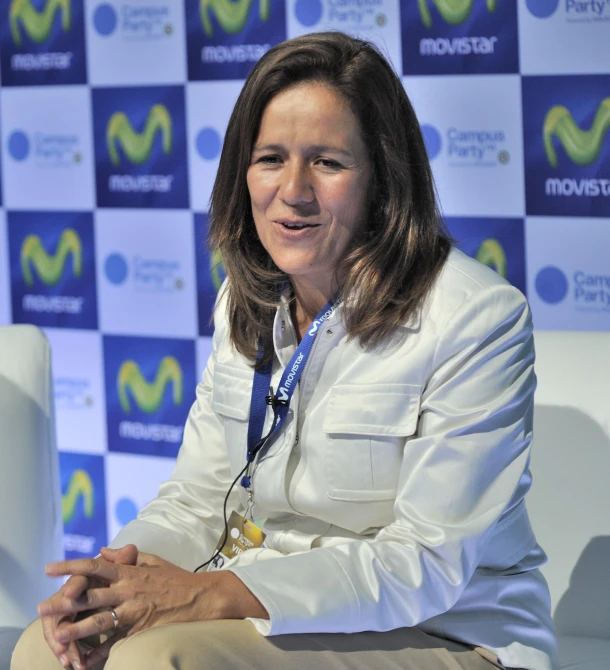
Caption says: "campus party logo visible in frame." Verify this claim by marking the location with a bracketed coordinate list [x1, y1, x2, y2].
[93, 87, 189, 208]
[423, 123, 510, 166]
[401, 0, 517, 74]
[60, 452, 107, 558]
[186, 0, 286, 80]
[525, 0, 610, 20]
[93, 2, 173, 39]
[104, 252, 184, 292]
[2, 0, 86, 85]
[54, 376, 94, 409]
[104, 336, 195, 457]
[196, 127, 222, 160]
[523, 76, 610, 217]
[293, 0, 388, 29]
[8, 214, 98, 329]
[536, 266, 610, 311]
[7, 129, 82, 166]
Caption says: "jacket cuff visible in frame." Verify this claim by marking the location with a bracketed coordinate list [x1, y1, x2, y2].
[228, 548, 360, 636]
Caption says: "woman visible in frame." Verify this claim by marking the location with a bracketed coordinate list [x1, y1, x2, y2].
[12, 32, 557, 670]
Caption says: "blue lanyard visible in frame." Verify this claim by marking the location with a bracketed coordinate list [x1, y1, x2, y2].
[243, 299, 336, 486]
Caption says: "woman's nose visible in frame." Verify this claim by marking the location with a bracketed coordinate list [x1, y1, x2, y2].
[278, 162, 315, 206]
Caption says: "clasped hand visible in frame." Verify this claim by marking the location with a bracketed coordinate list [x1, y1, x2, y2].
[38, 545, 266, 669]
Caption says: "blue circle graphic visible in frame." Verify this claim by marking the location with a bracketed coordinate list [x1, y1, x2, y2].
[115, 498, 138, 526]
[535, 266, 569, 304]
[295, 0, 323, 26]
[104, 253, 129, 285]
[8, 130, 30, 161]
[421, 124, 442, 161]
[93, 3, 118, 36]
[196, 127, 222, 160]
[525, 0, 559, 18]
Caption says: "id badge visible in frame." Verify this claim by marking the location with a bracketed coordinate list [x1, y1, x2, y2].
[207, 510, 266, 571]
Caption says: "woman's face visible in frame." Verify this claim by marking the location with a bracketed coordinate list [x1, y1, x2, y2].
[247, 82, 372, 294]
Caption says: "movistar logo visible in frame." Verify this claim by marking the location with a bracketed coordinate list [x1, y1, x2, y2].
[106, 104, 172, 167]
[418, 0, 496, 27]
[10, 0, 71, 46]
[21, 228, 82, 287]
[62, 469, 93, 525]
[544, 98, 610, 168]
[200, 0, 269, 37]
[308, 307, 334, 336]
[210, 248, 226, 292]
[118, 356, 183, 414]
[476, 238, 507, 278]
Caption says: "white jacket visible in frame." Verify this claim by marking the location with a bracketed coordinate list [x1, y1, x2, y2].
[110, 248, 558, 670]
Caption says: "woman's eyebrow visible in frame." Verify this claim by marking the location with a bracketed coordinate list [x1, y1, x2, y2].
[252, 143, 353, 157]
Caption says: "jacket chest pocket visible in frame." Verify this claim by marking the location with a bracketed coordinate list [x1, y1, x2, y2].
[322, 383, 421, 502]
[211, 362, 252, 476]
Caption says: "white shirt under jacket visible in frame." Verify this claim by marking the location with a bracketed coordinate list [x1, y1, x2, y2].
[110, 247, 558, 670]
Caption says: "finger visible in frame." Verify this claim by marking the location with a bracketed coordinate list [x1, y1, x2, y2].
[83, 630, 126, 668]
[65, 640, 85, 670]
[39, 577, 91, 618]
[41, 615, 69, 657]
[101, 544, 138, 566]
[63, 575, 90, 599]
[39, 587, 122, 617]
[55, 609, 124, 645]
[135, 552, 165, 568]
[45, 557, 118, 582]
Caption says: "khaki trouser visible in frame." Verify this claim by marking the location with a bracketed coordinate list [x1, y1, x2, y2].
[11, 617, 504, 670]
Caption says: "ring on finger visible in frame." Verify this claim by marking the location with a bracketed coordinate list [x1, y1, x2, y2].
[110, 609, 119, 630]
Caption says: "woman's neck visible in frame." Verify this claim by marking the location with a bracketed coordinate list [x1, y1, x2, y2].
[290, 276, 336, 342]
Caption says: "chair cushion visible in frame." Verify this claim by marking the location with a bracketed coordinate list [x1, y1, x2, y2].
[0, 628, 23, 670]
[558, 635, 610, 670]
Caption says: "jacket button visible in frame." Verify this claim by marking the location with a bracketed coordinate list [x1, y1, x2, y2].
[326, 329, 333, 336]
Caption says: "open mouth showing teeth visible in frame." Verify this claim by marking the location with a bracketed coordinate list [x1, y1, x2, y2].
[280, 223, 319, 230]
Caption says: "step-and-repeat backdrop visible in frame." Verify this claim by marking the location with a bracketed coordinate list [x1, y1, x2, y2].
[0, 0, 608, 559]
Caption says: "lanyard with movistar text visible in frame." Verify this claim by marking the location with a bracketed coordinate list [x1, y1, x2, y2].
[242, 299, 336, 487]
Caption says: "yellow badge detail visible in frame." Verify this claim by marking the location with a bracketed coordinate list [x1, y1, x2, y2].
[62, 469, 93, 525]
[10, 0, 71, 45]
[117, 356, 183, 414]
[418, 0, 497, 27]
[21, 228, 82, 287]
[543, 98, 610, 168]
[106, 104, 172, 166]
[199, 0, 270, 37]
[476, 238, 507, 278]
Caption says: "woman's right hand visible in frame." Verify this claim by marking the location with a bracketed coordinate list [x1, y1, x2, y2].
[40, 545, 138, 669]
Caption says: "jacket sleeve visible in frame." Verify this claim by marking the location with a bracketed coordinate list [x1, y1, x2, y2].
[228, 284, 537, 635]
[108, 289, 241, 570]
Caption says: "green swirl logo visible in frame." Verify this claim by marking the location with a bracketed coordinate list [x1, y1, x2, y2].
[10, 0, 71, 45]
[418, 0, 497, 27]
[543, 98, 610, 168]
[106, 104, 172, 167]
[210, 248, 226, 292]
[200, 0, 270, 36]
[21, 228, 82, 287]
[62, 469, 93, 525]
[117, 356, 183, 414]
[476, 238, 507, 278]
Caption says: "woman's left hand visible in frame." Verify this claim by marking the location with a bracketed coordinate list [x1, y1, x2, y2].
[39, 548, 268, 667]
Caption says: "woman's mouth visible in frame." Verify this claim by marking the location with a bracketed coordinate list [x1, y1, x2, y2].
[279, 221, 321, 230]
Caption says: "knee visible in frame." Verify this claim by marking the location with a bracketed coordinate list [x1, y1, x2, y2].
[10, 619, 59, 670]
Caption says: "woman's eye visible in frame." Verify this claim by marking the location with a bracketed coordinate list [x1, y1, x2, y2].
[318, 159, 342, 168]
[258, 155, 281, 164]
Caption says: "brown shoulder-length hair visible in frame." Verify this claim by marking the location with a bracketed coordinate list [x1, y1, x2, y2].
[208, 31, 451, 366]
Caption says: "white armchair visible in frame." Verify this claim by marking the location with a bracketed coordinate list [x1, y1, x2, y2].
[0, 325, 64, 668]
[529, 331, 610, 670]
